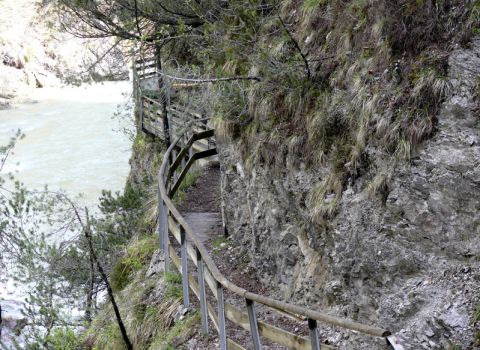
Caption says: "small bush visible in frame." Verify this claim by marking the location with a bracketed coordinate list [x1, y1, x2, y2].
[163, 272, 183, 300]
[212, 236, 232, 254]
[45, 328, 82, 350]
[148, 312, 200, 349]
[110, 236, 157, 291]
[99, 182, 144, 214]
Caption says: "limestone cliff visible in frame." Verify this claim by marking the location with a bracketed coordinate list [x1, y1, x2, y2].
[218, 39, 480, 350]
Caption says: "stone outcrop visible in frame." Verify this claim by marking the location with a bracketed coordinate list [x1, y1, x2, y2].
[217, 39, 480, 349]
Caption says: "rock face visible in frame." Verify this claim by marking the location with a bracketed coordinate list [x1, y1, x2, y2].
[217, 40, 480, 349]
[0, 300, 27, 347]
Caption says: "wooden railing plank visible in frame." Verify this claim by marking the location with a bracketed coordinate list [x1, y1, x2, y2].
[199, 261, 326, 350]
[169, 246, 247, 350]
[168, 217, 198, 267]
[203, 268, 333, 350]
[168, 148, 217, 197]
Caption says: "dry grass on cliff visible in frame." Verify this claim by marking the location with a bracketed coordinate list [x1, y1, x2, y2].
[208, 0, 478, 223]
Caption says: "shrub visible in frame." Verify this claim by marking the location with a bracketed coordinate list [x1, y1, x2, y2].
[110, 236, 157, 291]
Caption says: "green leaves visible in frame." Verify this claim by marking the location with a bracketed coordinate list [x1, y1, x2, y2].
[99, 183, 144, 214]
[45, 328, 82, 350]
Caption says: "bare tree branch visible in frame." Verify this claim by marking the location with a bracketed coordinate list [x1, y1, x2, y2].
[278, 16, 311, 80]
[69, 205, 133, 350]
[159, 71, 262, 83]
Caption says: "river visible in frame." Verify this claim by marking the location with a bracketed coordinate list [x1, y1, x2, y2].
[0, 81, 133, 346]
[0, 81, 133, 204]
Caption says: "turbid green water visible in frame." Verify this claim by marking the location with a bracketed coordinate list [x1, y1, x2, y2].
[0, 81, 133, 206]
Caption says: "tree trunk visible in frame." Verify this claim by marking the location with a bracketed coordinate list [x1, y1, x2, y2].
[84, 208, 133, 350]
[84, 252, 95, 324]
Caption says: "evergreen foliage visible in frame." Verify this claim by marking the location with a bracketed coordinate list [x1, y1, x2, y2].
[0, 133, 149, 348]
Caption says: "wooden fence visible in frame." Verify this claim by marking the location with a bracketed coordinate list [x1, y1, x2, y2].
[133, 57, 405, 350]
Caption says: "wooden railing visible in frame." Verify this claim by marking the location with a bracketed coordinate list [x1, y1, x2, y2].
[134, 58, 157, 80]
[156, 125, 404, 350]
[133, 56, 405, 350]
[133, 59, 207, 147]
[141, 95, 209, 147]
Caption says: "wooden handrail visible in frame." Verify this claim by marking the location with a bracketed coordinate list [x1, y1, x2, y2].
[156, 123, 405, 350]
[134, 58, 405, 349]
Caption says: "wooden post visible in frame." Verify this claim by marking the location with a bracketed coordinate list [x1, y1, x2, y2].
[180, 226, 189, 308]
[157, 192, 165, 250]
[197, 248, 209, 334]
[246, 299, 262, 349]
[155, 44, 171, 150]
[308, 318, 320, 350]
[217, 282, 227, 350]
[0, 304, 3, 339]
[132, 62, 143, 132]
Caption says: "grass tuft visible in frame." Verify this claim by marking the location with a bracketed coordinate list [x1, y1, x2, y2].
[110, 236, 157, 291]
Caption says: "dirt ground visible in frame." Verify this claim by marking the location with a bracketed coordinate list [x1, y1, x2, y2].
[177, 162, 221, 214]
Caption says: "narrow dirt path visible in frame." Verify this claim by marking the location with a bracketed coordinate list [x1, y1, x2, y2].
[175, 161, 312, 349]
[177, 162, 223, 244]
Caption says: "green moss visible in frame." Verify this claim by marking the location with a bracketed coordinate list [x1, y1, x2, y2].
[212, 236, 231, 249]
[212, 236, 232, 254]
[131, 133, 164, 166]
[132, 133, 148, 153]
